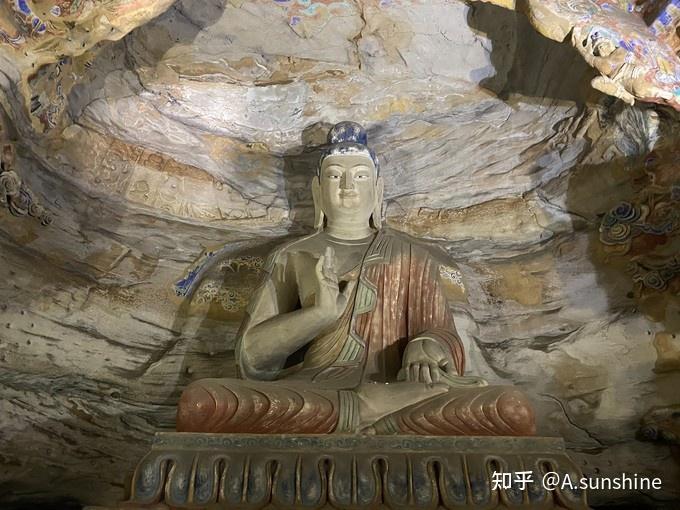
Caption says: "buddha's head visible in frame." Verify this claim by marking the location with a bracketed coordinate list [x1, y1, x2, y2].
[312, 122, 384, 231]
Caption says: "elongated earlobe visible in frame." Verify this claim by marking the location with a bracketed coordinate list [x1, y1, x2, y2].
[311, 176, 325, 230]
[371, 177, 384, 230]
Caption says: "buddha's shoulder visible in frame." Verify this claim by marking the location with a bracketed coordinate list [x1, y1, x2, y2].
[380, 227, 420, 245]
[381, 228, 454, 265]
[263, 229, 452, 263]
[380, 227, 430, 249]
[264, 232, 325, 262]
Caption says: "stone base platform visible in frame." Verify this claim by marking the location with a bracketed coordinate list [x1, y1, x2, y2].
[90, 433, 589, 509]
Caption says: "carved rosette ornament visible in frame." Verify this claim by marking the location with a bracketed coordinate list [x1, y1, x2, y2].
[598, 147, 680, 293]
[638, 405, 680, 458]
[0, 142, 52, 225]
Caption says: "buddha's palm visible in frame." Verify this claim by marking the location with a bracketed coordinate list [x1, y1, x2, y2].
[312, 247, 356, 323]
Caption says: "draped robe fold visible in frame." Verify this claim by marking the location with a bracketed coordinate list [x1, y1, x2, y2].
[237, 228, 465, 389]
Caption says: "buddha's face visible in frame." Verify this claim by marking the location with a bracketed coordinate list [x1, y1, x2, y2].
[318, 154, 378, 225]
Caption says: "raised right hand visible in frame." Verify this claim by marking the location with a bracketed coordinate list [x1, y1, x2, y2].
[312, 246, 355, 324]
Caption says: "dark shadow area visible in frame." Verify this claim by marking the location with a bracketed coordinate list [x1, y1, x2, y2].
[124, 0, 228, 68]
[640, 0, 673, 26]
[2, 499, 82, 510]
[466, 2, 598, 105]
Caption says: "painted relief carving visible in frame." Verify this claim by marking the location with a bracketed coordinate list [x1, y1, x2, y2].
[0, 142, 51, 225]
[68, 134, 275, 224]
[599, 146, 680, 295]
[128, 433, 588, 510]
[175, 251, 266, 317]
[639, 404, 680, 451]
[1, 0, 176, 131]
[194, 281, 250, 312]
[475, 0, 680, 111]
[597, 145, 680, 383]
[439, 264, 465, 290]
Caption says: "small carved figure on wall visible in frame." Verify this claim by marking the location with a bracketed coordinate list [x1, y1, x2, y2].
[0, 142, 52, 226]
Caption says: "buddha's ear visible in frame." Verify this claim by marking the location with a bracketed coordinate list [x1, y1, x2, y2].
[311, 176, 324, 230]
[371, 176, 384, 230]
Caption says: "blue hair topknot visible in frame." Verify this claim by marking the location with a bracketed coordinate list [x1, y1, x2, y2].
[328, 121, 368, 145]
[318, 121, 379, 175]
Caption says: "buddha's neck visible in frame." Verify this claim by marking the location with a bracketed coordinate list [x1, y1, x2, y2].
[324, 219, 374, 240]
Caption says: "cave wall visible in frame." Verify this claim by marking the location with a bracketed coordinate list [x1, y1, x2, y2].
[1, 0, 680, 508]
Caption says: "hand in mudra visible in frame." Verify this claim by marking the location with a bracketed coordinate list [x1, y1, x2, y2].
[398, 337, 488, 388]
[313, 247, 356, 324]
[398, 337, 453, 385]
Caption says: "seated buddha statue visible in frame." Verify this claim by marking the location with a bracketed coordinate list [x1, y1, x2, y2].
[177, 121, 535, 436]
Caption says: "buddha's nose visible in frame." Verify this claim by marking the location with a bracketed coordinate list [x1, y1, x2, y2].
[340, 173, 354, 190]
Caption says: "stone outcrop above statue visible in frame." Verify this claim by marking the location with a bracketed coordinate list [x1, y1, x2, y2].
[176, 121, 536, 437]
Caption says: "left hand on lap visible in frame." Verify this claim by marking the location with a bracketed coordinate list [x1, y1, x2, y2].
[397, 337, 453, 385]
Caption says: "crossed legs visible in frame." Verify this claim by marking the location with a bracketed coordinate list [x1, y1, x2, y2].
[177, 378, 535, 436]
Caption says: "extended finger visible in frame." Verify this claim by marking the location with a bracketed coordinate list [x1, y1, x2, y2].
[321, 259, 338, 284]
[431, 363, 441, 384]
[323, 247, 335, 273]
[422, 363, 433, 385]
[326, 246, 336, 269]
[397, 367, 406, 382]
[315, 256, 325, 278]
[410, 363, 419, 382]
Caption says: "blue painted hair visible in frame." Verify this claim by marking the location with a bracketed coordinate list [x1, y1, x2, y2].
[318, 121, 379, 176]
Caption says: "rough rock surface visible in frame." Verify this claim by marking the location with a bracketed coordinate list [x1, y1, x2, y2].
[1, 1, 680, 509]
[477, 0, 680, 111]
[0, 0, 177, 132]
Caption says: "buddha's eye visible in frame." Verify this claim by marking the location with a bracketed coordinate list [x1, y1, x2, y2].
[353, 165, 371, 181]
[326, 173, 341, 180]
